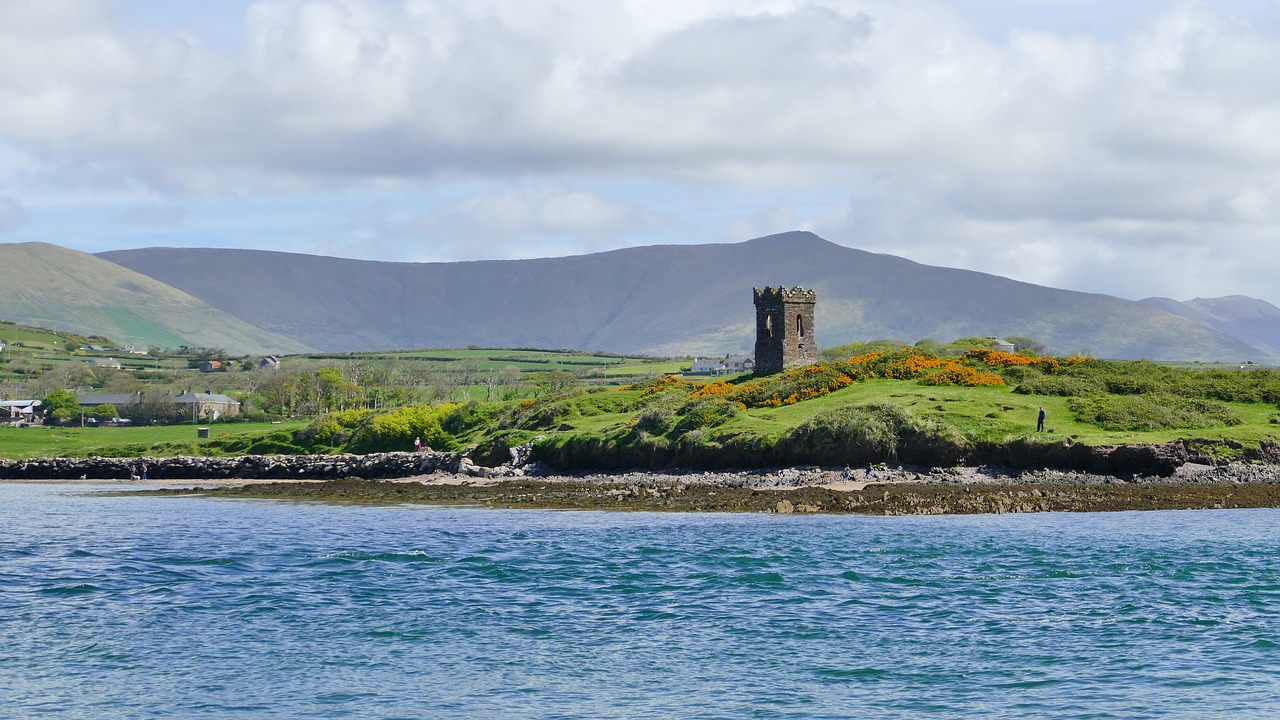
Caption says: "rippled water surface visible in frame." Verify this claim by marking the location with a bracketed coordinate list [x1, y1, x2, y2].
[3, 482, 1280, 719]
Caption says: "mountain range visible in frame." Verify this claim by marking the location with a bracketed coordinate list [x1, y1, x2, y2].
[94, 231, 1280, 361]
[1140, 295, 1280, 359]
[1, 232, 1276, 361]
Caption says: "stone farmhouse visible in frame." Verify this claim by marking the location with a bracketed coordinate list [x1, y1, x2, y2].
[172, 392, 240, 420]
[76, 391, 240, 421]
[0, 399, 41, 423]
[78, 392, 143, 410]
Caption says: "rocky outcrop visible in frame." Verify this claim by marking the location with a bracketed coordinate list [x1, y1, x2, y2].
[190, 475, 1280, 515]
[974, 439, 1189, 477]
[0, 451, 459, 480]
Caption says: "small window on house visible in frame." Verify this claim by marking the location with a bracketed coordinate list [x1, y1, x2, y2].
[797, 314, 805, 337]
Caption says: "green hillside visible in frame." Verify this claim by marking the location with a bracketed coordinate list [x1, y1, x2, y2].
[0, 243, 312, 355]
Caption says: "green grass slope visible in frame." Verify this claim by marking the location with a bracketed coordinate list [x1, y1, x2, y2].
[444, 353, 1280, 472]
[0, 242, 313, 355]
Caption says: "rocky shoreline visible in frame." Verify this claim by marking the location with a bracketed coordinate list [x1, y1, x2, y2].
[0, 451, 459, 481]
[126, 459, 1280, 515]
[143, 472, 1280, 515]
[11, 445, 1280, 514]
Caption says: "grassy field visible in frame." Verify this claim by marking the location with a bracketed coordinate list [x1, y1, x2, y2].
[0, 421, 309, 460]
[715, 379, 1280, 447]
[455, 353, 1280, 470]
[469, 379, 1280, 449]
[9, 337, 1280, 470]
[295, 347, 690, 375]
[0, 325, 76, 352]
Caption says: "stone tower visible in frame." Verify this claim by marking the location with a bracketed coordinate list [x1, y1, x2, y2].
[753, 286, 817, 375]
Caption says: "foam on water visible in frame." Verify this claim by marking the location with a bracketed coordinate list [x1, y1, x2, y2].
[3, 483, 1280, 719]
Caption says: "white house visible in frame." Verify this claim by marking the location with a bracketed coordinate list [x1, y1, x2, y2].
[690, 358, 724, 374]
[690, 354, 756, 375]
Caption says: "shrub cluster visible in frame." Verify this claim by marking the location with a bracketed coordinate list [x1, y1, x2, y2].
[345, 403, 463, 453]
[1013, 375, 1105, 397]
[674, 395, 744, 431]
[858, 348, 1008, 387]
[787, 402, 970, 466]
[964, 348, 1071, 373]
[1067, 394, 1242, 432]
[500, 392, 581, 430]
[618, 345, 1077, 415]
[918, 365, 1006, 387]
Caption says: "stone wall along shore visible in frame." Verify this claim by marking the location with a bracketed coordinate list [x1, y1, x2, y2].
[0, 451, 461, 481]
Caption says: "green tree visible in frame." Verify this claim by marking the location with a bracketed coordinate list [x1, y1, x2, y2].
[91, 404, 119, 421]
[346, 403, 463, 453]
[528, 370, 577, 397]
[41, 389, 80, 424]
[1006, 336, 1047, 356]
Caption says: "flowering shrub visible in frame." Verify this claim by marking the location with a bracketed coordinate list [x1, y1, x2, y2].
[880, 352, 947, 379]
[617, 348, 1088, 415]
[689, 379, 735, 399]
[964, 348, 1092, 374]
[918, 365, 1005, 387]
[728, 360, 871, 408]
[638, 374, 687, 397]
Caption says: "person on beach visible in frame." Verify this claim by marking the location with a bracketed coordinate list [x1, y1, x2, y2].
[141, 463, 148, 481]
[1037, 406, 1046, 432]
[414, 436, 422, 452]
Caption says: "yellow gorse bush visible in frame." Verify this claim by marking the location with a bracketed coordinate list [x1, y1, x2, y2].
[618, 346, 1084, 410]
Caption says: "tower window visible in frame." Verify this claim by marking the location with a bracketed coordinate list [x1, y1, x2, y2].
[765, 314, 773, 337]
[796, 314, 805, 337]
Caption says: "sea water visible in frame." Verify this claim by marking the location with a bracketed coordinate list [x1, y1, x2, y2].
[2, 482, 1279, 719]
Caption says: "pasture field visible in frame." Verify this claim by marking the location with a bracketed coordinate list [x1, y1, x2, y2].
[0, 421, 308, 460]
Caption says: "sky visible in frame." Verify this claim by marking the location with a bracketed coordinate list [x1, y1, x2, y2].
[3, 0, 1280, 305]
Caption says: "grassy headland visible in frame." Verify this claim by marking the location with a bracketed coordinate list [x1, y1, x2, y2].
[8, 341, 1280, 476]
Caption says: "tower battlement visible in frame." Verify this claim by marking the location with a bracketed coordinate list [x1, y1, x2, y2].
[753, 286, 817, 304]
[753, 286, 817, 375]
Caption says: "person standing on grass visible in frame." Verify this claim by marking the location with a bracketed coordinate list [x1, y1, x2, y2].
[1037, 406, 1046, 432]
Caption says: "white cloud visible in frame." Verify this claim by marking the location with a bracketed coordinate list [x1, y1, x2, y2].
[721, 203, 806, 244]
[114, 203, 187, 227]
[2, 1, 1280, 304]
[0, 196, 26, 232]
[309, 186, 658, 261]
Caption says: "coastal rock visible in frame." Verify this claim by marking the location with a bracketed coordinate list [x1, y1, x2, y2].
[978, 439, 1188, 477]
[0, 451, 458, 481]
